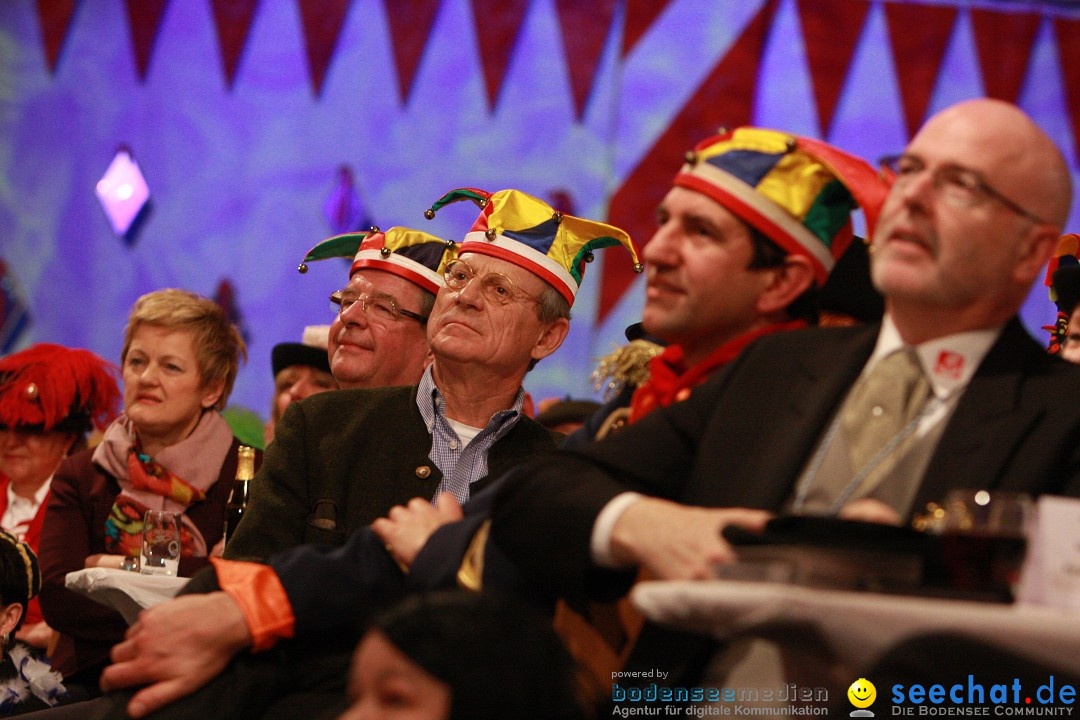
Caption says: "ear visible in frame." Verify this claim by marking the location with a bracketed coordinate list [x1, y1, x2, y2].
[755, 254, 816, 315]
[1012, 223, 1060, 287]
[0, 602, 23, 638]
[200, 378, 226, 410]
[530, 317, 571, 363]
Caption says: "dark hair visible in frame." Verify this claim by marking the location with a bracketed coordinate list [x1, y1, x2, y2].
[0, 531, 41, 633]
[374, 591, 587, 720]
[745, 226, 820, 325]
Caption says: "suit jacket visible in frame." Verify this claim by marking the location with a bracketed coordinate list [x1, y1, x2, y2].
[224, 384, 559, 563]
[38, 437, 247, 680]
[491, 318, 1080, 607]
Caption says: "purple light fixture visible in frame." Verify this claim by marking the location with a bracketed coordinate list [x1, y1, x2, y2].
[95, 146, 150, 242]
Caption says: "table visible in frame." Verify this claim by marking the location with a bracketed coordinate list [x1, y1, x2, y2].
[65, 567, 188, 624]
[631, 579, 1080, 678]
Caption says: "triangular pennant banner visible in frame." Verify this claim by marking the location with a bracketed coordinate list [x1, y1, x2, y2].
[298, 0, 353, 96]
[970, 8, 1041, 103]
[622, 0, 671, 58]
[797, 0, 870, 139]
[1055, 18, 1080, 167]
[469, 0, 530, 110]
[124, 0, 169, 82]
[884, 2, 957, 140]
[600, 0, 778, 323]
[554, 0, 617, 120]
[383, 0, 442, 104]
[35, 0, 80, 73]
[210, 0, 260, 90]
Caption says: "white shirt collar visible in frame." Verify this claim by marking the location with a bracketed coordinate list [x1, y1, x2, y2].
[869, 315, 1003, 399]
[5, 475, 51, 510]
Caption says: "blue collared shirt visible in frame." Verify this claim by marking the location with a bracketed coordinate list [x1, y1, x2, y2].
[415, 365, 526, 504]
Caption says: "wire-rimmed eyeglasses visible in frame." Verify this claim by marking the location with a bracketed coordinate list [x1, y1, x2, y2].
[442, 259, 541, 306]
[330, 290, 428, 324]
[878, 154, 1044, 225]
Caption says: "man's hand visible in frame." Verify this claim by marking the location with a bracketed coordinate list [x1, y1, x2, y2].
[100, 592, 252, 719]
[372, 492, 464, 569]
[838, 498, 902, 525]
[610, 498, 771, 579]
[84, 553, 126, 569]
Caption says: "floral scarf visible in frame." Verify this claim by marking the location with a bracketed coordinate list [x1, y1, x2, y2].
[93, 411, 233, 559]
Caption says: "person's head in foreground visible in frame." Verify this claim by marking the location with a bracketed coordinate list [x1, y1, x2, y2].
[339, 591, 587, 720]
[872, 98, 1071, 342]
[0, 343, 120, 498]
[300, 226, 457, 389]
[0, 530, 64, 711]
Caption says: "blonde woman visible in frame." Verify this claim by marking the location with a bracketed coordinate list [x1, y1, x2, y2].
[38, 289, 260, 693]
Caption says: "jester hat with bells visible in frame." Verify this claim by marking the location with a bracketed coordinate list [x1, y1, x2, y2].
[0, 343, 121, 435]
[675, 127, 888, 286]
[299, 226, 458, 294]
[423, 188, 643, 306]
[1042, 233, 1080, 353]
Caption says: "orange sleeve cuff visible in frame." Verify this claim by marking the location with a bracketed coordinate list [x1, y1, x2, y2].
[211, 557, 295, 652]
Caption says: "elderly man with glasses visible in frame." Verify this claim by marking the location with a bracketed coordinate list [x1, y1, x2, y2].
[91, 190, 639, 720]
[223, 197, 640, 566]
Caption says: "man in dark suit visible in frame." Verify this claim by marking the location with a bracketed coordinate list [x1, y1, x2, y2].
[488, 98, 1079, 684]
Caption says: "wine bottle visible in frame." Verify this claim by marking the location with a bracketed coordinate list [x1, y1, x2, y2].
[223, 445, 255, 547]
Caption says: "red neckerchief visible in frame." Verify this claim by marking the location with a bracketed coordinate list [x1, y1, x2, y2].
[629, 320, 807, 423]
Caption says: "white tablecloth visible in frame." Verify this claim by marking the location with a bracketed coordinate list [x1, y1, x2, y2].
[631, 579, 1080, 674]
[65, 568, 188, 624]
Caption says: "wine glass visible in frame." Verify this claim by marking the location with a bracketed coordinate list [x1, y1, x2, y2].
[140, 510, 181, 576]
[939, 489, 1032, 598]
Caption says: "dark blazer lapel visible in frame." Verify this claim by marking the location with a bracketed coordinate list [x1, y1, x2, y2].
[913, 319, 1044, 514]
[704, 324, 878, 510]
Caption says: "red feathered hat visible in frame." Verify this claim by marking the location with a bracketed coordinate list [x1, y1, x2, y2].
[0, 344, 121, 434]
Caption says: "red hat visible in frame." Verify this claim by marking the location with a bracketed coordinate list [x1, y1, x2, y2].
[0, 344, 121, 434]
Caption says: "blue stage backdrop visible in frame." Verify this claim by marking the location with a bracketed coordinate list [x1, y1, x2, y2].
[2, 0, 1079, 423]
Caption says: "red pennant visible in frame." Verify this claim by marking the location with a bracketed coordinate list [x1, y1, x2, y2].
[600, 0, 778, 322]
[298, 0, 353, 96]
[210, 0, 259, 90]
[469, 0, 530, 110]
[970, 8, 1041, 103]
[1056, 18, 1080, 166]
[554, 0, 617, 119]
[124, 0, 169, 81]
[35, 0, 80, 73]
[384, 0, 442, 104]
[622, 0, 671, 57]
[884, 3, 957, 140]
[797, 0, 870, 138]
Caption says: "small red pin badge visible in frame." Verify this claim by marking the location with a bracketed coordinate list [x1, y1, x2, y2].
[935, 350, 964, 380]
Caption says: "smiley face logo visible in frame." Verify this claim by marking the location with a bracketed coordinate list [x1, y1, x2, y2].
[848, 678, 876, 709]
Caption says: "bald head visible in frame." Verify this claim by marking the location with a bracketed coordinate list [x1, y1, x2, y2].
[923, 99, 1072, 229]
[871, 99, 1073, 342]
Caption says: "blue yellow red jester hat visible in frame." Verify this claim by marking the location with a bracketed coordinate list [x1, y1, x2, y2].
[423, 188, 643, 306]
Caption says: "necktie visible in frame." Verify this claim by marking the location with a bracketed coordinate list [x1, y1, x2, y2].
[840, 348, 931, 490]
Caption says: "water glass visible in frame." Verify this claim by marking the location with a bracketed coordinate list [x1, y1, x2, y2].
[140, 510, 181, 576]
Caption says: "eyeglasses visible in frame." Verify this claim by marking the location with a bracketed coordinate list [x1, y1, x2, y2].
[329, 290, 428, 324]
[442, 259, 540, 306]
[878, 154, 1044, 225]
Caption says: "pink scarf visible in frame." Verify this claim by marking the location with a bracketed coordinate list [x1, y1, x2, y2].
[93, 411, 233, 557]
